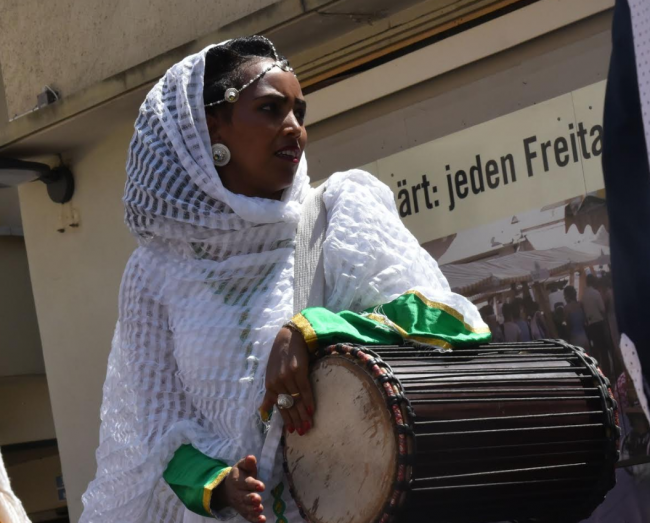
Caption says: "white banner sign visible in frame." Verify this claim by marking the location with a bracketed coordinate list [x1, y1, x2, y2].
[362, 81, 607, 244]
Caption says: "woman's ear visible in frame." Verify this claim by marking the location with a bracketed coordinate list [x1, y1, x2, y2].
[205, 112, 222, 144]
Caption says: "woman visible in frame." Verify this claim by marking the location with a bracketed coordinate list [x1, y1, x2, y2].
[563, 285, 590, 349]
[80, 36, 489, 523]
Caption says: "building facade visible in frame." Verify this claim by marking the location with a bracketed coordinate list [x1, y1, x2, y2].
[2, 1, 632, 521]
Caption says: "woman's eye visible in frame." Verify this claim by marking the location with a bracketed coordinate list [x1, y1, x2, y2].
[261, 103, 277, 112]
[295, 110, 306, 124]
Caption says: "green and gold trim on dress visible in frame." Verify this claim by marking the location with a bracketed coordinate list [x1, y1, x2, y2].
[288, 289, 491, 351]
[403, 290, 491, 335]
[365, 312, 454, 350]
[271, 482, 288, 523]
[203, 466, 232, 515]
[290, 312, 319, 353]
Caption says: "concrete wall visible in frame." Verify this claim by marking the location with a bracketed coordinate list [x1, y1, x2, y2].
[18, 119, 136, 521]
[0, 235, 44, 376]
[0, 0, 281, 116]
[16, 10, 612, 522]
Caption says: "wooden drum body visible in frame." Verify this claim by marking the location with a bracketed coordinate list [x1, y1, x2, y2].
[283, 340, 619, 523]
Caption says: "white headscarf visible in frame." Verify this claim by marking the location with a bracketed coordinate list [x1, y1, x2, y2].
[123, 42, 309, 239]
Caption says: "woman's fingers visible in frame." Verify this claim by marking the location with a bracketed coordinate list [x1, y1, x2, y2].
[244, 475, 265, 493]
[259, 390, 275, 420]
[277, 352, 313, 433]
[262, 326, 315, 435]
[276, 381, 303, 432]
[282, 374, 311, 433]
[224, 456, 268, 523]
[239, 455, 258, 477]
[245, 492, 262, 506]
[294, 361, 315, 421]
[237, 491, 264, 523]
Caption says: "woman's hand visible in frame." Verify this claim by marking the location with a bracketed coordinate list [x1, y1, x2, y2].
[259, 327, 314, 435]
[212, 455, 266, 523]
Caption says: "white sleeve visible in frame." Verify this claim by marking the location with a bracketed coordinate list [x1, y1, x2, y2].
[322, 169, 485, 331]
[80, 247, 208, 523]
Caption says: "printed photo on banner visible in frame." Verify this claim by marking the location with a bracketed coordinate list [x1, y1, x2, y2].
[363, 79, 650, 522]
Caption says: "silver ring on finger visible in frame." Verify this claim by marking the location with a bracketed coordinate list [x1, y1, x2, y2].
[277, 393, 295, 410]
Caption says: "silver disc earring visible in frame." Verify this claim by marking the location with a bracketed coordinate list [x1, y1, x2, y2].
[211, 143, 231, 167]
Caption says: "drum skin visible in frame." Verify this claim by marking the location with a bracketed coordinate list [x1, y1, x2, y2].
[283, 340, 619, 523]
[283, 357, 398, 523]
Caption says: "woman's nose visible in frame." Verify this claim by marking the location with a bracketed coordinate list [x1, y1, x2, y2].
[283, 112, 302, 137]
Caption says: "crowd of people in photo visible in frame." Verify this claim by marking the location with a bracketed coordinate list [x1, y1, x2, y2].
[478, 273, 650, 473]
[478, 274, 617, 370]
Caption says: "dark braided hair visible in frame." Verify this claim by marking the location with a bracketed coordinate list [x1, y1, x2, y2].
[203, 36, 289, 117]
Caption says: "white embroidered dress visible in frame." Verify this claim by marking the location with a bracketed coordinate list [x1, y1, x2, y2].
[80, 44, 486, 523]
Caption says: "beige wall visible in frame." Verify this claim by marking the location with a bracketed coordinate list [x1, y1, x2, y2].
[18, 119, 136, 522]
[0, 375, 56, 445]
[16, 10, 612, 523]
[0, 0, 281, 116]
[0, 188, 22, 231]
[0, 235, 44, 376]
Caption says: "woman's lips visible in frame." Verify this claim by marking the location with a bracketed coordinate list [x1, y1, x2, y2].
[275, 148, 301, 164]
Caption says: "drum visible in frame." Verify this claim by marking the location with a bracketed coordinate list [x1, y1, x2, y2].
[283, 340, 619, 523]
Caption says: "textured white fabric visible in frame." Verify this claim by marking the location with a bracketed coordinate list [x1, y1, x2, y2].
[293, 183, 327, 314]
[0, 451, 31, 523]
[80, 44, 486, 523]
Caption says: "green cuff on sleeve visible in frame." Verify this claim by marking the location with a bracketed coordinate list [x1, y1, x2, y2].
[163, 444, 231, 517]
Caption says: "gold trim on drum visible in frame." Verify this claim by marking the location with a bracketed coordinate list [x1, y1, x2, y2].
[405, 290, 491, 334]
[366, 313, 454, 350]
[291, 312, 319, 352]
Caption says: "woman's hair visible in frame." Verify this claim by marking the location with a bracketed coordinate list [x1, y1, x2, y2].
[203, 36, 289, 116]
[564, 285, 577, 302]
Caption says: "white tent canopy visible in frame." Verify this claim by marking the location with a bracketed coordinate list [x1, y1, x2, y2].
[440, 246, 609, 294]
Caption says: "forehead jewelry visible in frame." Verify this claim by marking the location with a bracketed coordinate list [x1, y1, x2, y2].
[205, 38, 296, 108]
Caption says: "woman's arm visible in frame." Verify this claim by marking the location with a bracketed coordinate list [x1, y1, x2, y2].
[315, 170, 489, 349]
[260, 171, 490, 432]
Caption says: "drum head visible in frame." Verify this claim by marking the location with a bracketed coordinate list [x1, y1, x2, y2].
[284, 355, 398, 523]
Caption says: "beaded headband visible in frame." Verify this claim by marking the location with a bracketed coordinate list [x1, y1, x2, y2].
[204, 37, 296, 108]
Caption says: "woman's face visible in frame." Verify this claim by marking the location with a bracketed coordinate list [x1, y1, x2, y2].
[207, 58, 308, 200]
